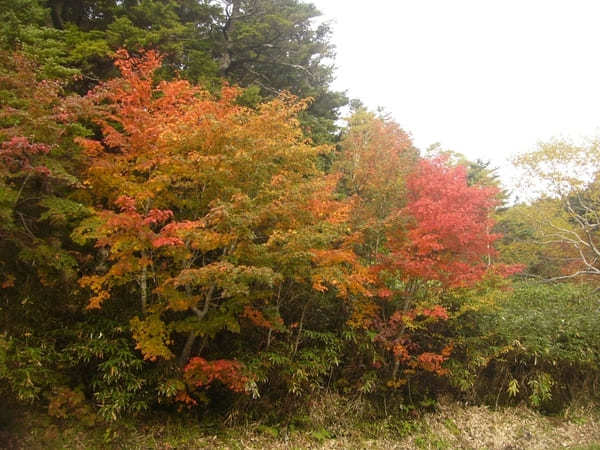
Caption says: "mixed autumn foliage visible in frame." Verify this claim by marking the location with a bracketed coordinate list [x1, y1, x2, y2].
[0, 48, 516, 417]
[1, 0, 599, 426]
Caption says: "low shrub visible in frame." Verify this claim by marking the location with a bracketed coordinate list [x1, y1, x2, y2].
[448, 282, 600, 411]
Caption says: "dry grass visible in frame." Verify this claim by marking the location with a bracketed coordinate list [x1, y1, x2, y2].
[225, 398, 600, 449]
[5, 396, 600, 449]
[408, 399, 600, 449]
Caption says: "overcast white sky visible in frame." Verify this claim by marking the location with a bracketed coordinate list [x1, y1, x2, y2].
[311, 0, 600, 189]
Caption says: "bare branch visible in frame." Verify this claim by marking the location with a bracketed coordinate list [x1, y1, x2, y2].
[542, 270, 600, 282]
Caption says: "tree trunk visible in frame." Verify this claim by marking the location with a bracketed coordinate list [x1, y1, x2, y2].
[49, 0, 65, 29]
[266, 284, 282, 350]
[218, 0, 241, 73]
[178, 332, 196, 367]
[140, 264, 148, 314]
[292, 300, 309, 357]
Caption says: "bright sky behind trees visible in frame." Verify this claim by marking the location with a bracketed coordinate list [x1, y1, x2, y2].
[313, 0, 600, 189]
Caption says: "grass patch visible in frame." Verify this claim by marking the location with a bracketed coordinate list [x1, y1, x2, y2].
[4, 395, 600, 449]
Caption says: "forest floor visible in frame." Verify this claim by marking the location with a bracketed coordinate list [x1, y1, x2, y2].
[3, 398, 600, 449]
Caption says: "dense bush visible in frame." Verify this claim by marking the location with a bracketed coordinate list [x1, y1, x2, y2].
[448, 282, 600, 411]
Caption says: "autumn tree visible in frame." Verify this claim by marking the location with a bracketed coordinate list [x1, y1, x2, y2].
[0, 0, 346, 143]
[0, 50, 88, 324]
[0, 51, 103, 409]
[387, 157, 503, 288]
[335, 107, 418, 265]
[333, 110, 516, 387]
[72, 50, 364, 403]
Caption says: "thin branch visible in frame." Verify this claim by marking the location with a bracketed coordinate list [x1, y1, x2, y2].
[191, 284, 215, 320]
[17, 212, 36, 240]
[542, 270, 600, 282]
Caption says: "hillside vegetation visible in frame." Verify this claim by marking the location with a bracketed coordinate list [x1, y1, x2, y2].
[1, 1, 599, 446]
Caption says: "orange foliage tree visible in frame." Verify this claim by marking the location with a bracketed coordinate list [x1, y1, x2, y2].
[73, 50, 367, 400]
